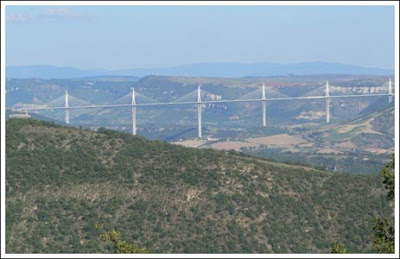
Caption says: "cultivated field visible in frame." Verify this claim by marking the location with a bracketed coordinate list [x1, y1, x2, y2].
[209, 141, 259, 151]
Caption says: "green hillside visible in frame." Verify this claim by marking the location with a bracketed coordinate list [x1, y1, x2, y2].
[6, 119, 390, 253]
[320, 107, 394, 146]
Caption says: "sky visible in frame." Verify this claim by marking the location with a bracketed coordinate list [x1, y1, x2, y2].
[5, 4, 395, 70]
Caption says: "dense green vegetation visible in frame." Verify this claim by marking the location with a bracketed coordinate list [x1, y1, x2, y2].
[100, 230, 150, 253]
[370, 154, 394, 253]
[6, 118, 391, 253]
[332, 154, 394, 254]
[331, 242, 351, 253]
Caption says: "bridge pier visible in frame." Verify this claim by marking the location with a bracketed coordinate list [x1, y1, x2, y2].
[388, 78, 393, 103]
[262, 83, 267, 126]
[197, 85, 202, 138]
[326, 81, 330, 123]
[65, 90, 70, 124]
[131, 88, 136, 135]
[22, 81, 393, 132]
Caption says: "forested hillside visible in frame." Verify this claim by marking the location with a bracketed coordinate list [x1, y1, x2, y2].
[6, 119, 390, 253]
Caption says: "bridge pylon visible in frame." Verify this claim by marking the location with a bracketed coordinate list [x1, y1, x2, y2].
[197, 85, 202, 138]
[326, 81, 330, 123]
[131, 88, 137, 135]
[262, 83, 267, 126]
[388, 78, 393, 103]
[65, 90, 70, 124]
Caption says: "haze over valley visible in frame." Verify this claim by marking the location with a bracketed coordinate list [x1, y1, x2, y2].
[6, 73, 395, 175]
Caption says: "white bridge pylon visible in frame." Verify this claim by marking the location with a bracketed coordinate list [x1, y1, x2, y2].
[326, 81, 330, 123]
[63, 90, 95, 125]
[262, 83, 267, 127]
[197, 85, 202, 138]
[15, 79, 394, 137]
[195, 83, 267, 138]
[34, 90, 95, 125]
[389, 77, 393, 103]
[65, 90, 70, 124]
[131, 88, 136, 135]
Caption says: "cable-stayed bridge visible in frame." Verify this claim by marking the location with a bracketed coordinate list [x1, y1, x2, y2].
[10, 79, 394, 138]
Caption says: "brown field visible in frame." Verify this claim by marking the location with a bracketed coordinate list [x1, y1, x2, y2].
[317, 148, 343, 154]
[210, 141, 259, 151]
[364, 148, 393, 154]
[336, 124, 361, 133]
[334, 141, 356, 150]
[336, 117, 382, 135]
[172, 139, 208, 148]
[295, 142, 315, 148]
[246, 134, 311, 147]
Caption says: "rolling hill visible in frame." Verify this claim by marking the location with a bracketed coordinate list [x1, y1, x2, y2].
[236, 107, 394, 174]
[316, 107, 394, 152]
[6, 118, 390, 253]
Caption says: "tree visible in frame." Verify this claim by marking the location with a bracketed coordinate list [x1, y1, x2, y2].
[332, 154, 395, 254]
[370, 217, 394, 253]
[370, 154, 394, 253]
[100, 230, 150, 253]
[380, 153, 394, 201]
[331, 242, 350, 253]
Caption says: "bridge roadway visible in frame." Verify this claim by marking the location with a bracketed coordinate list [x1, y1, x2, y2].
[9, 93, 392, 111]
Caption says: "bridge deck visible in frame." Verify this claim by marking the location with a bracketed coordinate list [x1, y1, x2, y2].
[9, 93, 392, 111]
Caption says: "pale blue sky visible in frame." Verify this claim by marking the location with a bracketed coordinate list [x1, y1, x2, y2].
[5, 5, 395, 70]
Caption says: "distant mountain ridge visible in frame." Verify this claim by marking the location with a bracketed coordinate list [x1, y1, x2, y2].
[6, 62, 393, 79]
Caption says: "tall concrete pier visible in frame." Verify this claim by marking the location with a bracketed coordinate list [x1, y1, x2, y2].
[262, 83, 267, 127]
[197, 85, 202, 138]
[131, 88, 137, 135]
[65, 90, 70, 124]
[326, 81, 330, 123]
